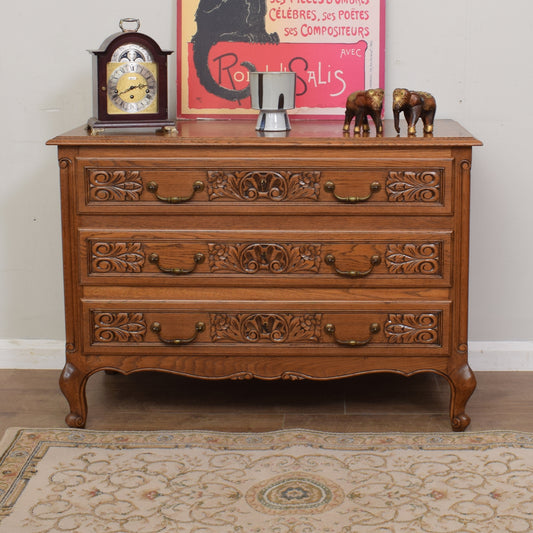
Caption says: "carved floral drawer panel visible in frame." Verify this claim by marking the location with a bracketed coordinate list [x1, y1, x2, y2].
[79, 230, 452, 287]
[77, 158, 454, 215]
[82, 301, 451, 357]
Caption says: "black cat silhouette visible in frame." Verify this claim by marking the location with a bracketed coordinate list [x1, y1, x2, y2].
[192, 0, 279, 102]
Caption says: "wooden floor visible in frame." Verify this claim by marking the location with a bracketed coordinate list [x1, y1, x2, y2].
[1, 370, 532, 435]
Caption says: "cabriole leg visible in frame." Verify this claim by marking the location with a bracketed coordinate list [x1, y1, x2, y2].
[447, 364, 477, 432]
[59, 362, 89, 428]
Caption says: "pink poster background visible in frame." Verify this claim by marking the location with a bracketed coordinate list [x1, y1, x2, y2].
[178, 0, 385, 119]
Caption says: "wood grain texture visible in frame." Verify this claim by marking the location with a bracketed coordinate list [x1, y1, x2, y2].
[48, 119, 481, 430]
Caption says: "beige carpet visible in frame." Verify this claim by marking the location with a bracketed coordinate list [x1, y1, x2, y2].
[1, 429, 533, 532]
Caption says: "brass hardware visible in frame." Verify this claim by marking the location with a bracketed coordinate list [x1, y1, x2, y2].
[156, 125, 179, 136]
[325, 254, 381, 278]
[150, 321, 205, 345]
[146, 181, 204, 203]
[149, 252, 204, 275]
[324, 322, 381, 347]
[324, 181, 380, 203]
[87, 125, 105, 136]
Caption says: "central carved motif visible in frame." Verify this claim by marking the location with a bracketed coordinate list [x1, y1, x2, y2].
[210, 313, 322, 343]
[207, 170, 321, 201]
[208, 243, 321, 274]
[87, 170, 143, 202]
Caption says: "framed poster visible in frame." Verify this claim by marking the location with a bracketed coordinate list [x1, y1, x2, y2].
[177, 0, 385, 119]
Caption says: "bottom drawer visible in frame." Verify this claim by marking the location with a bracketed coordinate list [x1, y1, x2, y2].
[82, 301, 451, 357]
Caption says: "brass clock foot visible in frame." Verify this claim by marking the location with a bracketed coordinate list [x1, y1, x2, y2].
[87, 125, 104, 136]
[157, 125, 179, 136]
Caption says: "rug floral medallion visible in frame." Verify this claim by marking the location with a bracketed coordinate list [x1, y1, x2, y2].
[1, 429, 533, 532]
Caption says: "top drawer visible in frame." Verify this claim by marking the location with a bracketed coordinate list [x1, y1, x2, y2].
[76, 157, 455, 216]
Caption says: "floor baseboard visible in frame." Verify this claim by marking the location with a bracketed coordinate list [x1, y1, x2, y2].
[468, 341, 533, 371]
[0, 339, 65, 369]
[0, 339, 532, 371]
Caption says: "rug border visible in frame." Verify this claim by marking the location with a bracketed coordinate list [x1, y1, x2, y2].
[0, 428, 24, 460]
[3, 426, 533, 454]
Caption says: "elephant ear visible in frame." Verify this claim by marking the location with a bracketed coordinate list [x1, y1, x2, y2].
[419, 92, 436, 111]
[408, 92, 423, 107]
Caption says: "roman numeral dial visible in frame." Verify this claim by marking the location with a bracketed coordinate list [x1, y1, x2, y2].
[106, 61, 158, 114]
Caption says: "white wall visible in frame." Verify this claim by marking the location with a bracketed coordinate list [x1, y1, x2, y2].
[1, 1, 532, 348]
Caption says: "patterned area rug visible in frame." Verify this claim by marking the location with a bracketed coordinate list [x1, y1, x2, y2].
[1, 429, 533, 532]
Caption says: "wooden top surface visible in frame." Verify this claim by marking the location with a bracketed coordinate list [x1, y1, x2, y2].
[47, 119, 482, 148]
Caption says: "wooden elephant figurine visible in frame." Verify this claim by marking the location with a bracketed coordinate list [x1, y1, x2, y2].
[343, 88, 384, 134]
[393, 88, 436, 135]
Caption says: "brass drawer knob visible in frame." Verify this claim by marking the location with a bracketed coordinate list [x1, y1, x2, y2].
[324, 322, 380, 347]
[324, 181, 380, 203]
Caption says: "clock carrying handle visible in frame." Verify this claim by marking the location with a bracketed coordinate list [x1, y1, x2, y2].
[120, 18, 140, 33]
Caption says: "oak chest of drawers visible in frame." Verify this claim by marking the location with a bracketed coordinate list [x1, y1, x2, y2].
[48, 119, 482, 430]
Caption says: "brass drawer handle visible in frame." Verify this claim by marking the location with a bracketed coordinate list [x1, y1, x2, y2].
[150, 321, 205, 345]
[325, 254, 381, 278]
[147, 180, 204, 203]
[149, 252, 205, 275]
[324, 322, 380, 347]
[324, 181, 380, 203]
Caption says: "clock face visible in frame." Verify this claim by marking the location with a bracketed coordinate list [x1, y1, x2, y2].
[106, 61, 158, 114]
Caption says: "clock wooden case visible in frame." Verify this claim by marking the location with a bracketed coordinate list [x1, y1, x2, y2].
[88, 19, 174, 133]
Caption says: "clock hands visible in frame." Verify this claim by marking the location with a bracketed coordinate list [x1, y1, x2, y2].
[118, 82, 148, 96]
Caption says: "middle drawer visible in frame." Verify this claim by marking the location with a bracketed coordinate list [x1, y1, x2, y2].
[80, 230, 452, 288]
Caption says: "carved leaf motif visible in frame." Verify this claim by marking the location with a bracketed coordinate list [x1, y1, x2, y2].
[208, 243, 321, 274]
[385, 171, 441, 202]
[385, 243, 441, 275]
[88, 170, 143, 201]
[384, 313, 440, 344]
[93, 312, 147, 343]
[91, 242, 145, 273]
[207, 171, 320, 201]
[210, 313, 322, 343]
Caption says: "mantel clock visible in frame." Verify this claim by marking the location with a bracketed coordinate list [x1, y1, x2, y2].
[88, 19, 175, 134]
